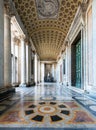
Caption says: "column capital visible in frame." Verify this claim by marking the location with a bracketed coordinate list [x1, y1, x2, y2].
[13, 36, 20, 46]
[19, 35, 25, 41]
[24, 38, 29, 45]
[4, 0, 11, 16]
[65, 38, 70, 46]
[25, 39, 31, 46]
[80, 0, 89, 12]
[29, 41, 31, 47]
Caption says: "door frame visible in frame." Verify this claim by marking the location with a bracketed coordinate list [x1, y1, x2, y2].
[71, 31, 84, 89]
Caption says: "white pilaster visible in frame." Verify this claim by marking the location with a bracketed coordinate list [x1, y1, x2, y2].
[26, 41, 31, 84]
[67, 44, 71, 86]
[0, 0, 4, 87]
[52, 64, 54, 78]
[20, 35, 26, 85]
[37, 60, 40, 83]
[92, 0, 96, 89]
[40, 63, 45, 82]
[34, 53, 37, 84]
[4, 2, 12, 87]
[11, 36, 16, 84]
[28, 45, 31, 83]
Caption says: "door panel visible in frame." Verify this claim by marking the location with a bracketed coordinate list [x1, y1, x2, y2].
[76, 40, 81, 88]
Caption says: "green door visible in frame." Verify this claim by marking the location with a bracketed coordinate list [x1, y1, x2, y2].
[76, 40, 81, 88]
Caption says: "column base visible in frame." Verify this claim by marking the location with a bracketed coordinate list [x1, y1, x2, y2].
[26, 81, 35, 87]
[12, 83, 19, 87]
[19, 83, 26, 87]
[4, 84, 15, 92]
[0, 87, 15, 101]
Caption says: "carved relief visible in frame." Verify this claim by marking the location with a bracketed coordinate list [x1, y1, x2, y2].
[36, 0, 59, 19]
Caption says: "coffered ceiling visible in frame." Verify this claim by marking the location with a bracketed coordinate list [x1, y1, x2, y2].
[13, 0, 82, 61]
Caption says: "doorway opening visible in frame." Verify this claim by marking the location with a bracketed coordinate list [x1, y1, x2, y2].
[71, 32, 81, 88]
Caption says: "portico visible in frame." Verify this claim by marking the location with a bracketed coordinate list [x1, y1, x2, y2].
[0, 0, 96, 129]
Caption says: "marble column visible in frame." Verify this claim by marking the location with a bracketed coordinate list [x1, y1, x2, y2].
[37, 59, 40, 83]
[28, 44, 31, 83]
[26, 40, 31, 84]
[13, 37, 20, 84]
[4, 2, 12, 87]
[20, 35, 26, 86]
[11, 36, 16, 84]
[18, 40, 21, 84]
[34, 53, 37, 84]
[0, 0, 4, 87]
[40, 63, 45, 82]
[67, 43, 71, 86]
[92, 0, 96, 89]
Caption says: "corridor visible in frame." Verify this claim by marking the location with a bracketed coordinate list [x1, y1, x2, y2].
[0, 1, 96, 129]
[0, 83, 96, 130]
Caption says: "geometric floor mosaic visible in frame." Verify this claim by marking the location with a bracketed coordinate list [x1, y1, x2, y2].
[0, 83, 96, 130]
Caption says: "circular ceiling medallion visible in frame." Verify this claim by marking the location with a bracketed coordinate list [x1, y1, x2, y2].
[39, 105, 56, 114]
[36, 0, 59, 18]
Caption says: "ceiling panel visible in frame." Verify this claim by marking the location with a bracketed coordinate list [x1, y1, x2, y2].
[13, 0, 82, 60]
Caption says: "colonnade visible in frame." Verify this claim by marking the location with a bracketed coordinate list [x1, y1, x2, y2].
[0, 0, 40, 89]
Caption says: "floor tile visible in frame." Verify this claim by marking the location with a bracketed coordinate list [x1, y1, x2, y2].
[0, 83, 96, 129]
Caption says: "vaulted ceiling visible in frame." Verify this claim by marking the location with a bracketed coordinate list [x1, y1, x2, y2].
[13, 0, 82, 61]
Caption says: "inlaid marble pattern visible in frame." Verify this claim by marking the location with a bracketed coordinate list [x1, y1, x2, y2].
[0, 83, 96, 129]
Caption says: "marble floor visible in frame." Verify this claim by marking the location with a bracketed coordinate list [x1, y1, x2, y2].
[0, 83, 96, 130]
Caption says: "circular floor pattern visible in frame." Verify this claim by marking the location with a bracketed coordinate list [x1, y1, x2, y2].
[25, 101, 71, 123]
[39, 105, 56, 114]
[89, 106, 96, 111]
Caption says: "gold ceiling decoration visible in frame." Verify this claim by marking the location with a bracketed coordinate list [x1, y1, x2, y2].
[13, 0, 82, 61]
